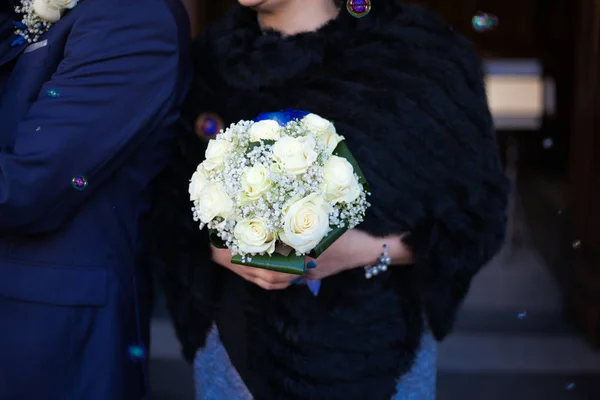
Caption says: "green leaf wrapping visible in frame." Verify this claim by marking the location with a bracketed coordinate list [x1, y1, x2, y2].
[210, 230, 305, 274]
[230, 253, 306, 275]
[208, 230, 227, 249]
[247, 139, 276, 152]
[308, 226, 347, 259]
[206, 140, 370, 274]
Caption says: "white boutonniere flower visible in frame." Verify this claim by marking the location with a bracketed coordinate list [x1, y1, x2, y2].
[14, 0, 79, 44]
[33, 0, 79, 23]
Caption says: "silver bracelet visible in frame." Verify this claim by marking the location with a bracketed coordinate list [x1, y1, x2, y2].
[364, 244, 392, 279]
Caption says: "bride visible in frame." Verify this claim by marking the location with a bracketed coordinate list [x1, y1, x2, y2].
[149, 0, 509, 398]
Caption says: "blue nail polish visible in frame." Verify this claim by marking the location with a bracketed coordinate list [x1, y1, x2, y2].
[307, 261, 317, 269]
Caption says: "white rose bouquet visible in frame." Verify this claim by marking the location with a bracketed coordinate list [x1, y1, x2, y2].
[189, 110, 370, 275]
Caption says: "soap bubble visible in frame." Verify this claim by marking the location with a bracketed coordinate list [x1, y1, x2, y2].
[542, 137, 554, 149]
[347, 0, 371, 18]
[127, 344, 146, 361]
[472, 12, 498, 32]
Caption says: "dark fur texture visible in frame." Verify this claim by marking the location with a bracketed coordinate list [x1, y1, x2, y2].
[148, 1, 509, 399]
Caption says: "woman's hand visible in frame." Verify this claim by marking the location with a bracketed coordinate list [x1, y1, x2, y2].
[304, 229, 413, 281]
[211, 245, 297, 290]
[210, 230, 413, 289]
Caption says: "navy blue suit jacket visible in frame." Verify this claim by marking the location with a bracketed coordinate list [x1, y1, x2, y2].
[0, 0, 191, 398]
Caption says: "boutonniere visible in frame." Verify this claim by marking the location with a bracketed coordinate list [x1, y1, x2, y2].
[13, 0, 79, 45]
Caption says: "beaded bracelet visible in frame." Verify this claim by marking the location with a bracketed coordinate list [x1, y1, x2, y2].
[364, 244, 392, 279]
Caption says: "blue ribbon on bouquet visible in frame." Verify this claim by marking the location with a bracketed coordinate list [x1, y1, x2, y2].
[292, 278, 322, 296]
[290, 260, 321, 296]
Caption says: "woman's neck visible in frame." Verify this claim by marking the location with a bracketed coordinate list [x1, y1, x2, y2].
[257, 0, 340, 36]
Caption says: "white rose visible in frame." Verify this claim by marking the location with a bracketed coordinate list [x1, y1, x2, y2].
[50, 0, 78, 7]
[234, 218, 276, 254]
[322, 156, 362, 204]
[249, 120, 281, 142]
[33, 0, 78, 23]
[323, 156, 361, 203]
[279, 193, 331, 254]
[188, 163, 210, 201]
[241, 164, 271, 201]
[318, 129, 344, 153]
[271, 135, 318, 175]
[189, 166, 210, 201]
[195, 183, 233, 223]
[203, 139, 232, 171]
[301, 113, 344, 153]
[301, 113, 332, 132]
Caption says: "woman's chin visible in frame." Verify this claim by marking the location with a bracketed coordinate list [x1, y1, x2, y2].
[238, 0, 287, 11]
[237, 0, 268, 8]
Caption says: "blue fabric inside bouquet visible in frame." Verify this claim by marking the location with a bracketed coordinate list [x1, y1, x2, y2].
[253, 109, 310, 125]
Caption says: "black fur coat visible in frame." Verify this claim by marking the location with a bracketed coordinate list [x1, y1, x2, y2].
[149, 1, 509, 399]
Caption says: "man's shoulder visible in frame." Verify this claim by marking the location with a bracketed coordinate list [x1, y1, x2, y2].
[75, 0, 188, 27]
[79, 0, 180, 12]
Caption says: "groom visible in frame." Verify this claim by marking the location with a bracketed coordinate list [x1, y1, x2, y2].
[0, 0, 191, 398]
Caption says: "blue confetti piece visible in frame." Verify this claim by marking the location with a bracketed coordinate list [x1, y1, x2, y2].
[13, 21, 26, 29]
[517, 311, 527, 320]
[127, 344, 146, 361]
[565, 382, 575, 391]
[306, 279, 321, 296]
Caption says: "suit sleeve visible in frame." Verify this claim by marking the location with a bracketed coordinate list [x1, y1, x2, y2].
[0, 3, 181, 234]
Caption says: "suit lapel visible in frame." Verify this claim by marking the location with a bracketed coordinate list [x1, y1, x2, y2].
[0, 0, 86, 68]
[0, 1, 25, 66]
[0, 31, 26, 68]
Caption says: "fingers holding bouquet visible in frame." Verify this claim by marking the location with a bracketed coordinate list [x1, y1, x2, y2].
[211, 245, 296, 290]
[190, 110, 371, 295]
